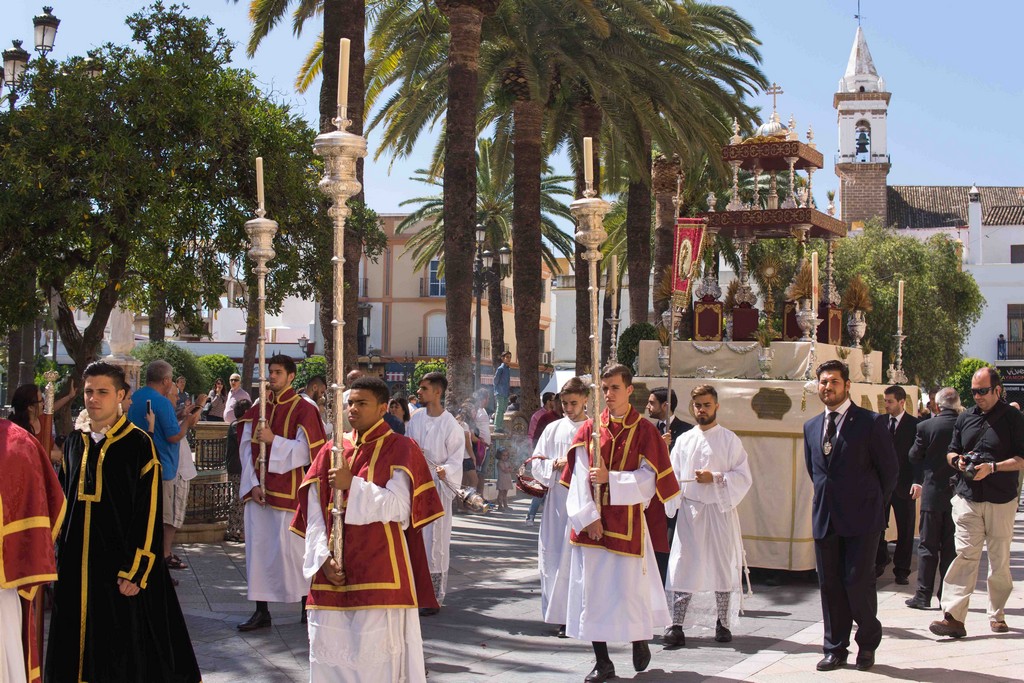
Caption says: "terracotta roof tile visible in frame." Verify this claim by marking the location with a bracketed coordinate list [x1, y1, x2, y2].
[887, 185, 1024, 229]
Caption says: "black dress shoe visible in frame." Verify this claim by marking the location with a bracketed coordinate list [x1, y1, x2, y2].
[237, 609, 272, 631]
[419, 607, 440, 617]
[715, 619, 732, 643]
[905, 596, 931, 610]
[584, 660, 615, 682]
[300, 610, 308, 625]
[556, 624, 567, 638]
[662, 625, 685, 647]
[815, 653, 847, 671]
[632, 640, 651, 672]
[874, 564, 885, 578]
[855, 650, 875, 671]
[895, 575, 910, 585]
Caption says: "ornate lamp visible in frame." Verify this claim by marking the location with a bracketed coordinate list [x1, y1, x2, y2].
[297, 333, 310, 358]
[3, 40, 30, 89]
[32, 7, 60, 55]
[82, 50, 103, 79]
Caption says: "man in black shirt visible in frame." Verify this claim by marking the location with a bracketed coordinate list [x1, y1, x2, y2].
[905, 388, 959, 609]
[930, 368, 1024, 638]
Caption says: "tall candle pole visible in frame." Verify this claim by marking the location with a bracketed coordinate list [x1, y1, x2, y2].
[314, 57, 368, 579]
[890, 279, 908, 384]
[571, 141, 611, 516]
[607, 254, 620, 364]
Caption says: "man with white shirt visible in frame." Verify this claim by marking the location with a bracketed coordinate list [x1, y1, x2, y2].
[664, 384, 752, 647]
[531, 377, 589, 637]
[236, 355, 327, 631]
[406, 371, 465, 614]
[224, 373, 252, 425]
[560, 364, 679, 683]
[803, 360, 897, 672]
[876, 385, 919, 584]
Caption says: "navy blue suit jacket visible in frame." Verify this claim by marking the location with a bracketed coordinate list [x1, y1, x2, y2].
[803, 403, 899, 540]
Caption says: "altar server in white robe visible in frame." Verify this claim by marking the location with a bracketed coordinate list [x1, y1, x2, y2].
[291, 376, 444, 683]
[531, 377, 589, 635]
[664, 383, 752, 647]
[236, 355, 327, 631]
[406, 371, 465, 612]
[561, 364, 680, 683]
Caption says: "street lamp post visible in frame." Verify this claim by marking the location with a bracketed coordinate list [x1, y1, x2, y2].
[3, 6, 62, 108]
[297, 333, 310, 358]
[472, 224, 511, 390]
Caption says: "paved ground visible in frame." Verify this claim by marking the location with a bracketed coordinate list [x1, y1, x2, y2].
[174, 498, 1024, 682]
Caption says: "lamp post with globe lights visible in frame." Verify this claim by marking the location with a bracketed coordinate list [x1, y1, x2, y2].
[3, 6, 62, 107]
[472, 224, 511, 390]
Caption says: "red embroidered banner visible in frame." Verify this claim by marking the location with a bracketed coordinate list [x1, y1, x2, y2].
[672, 218, 706, 307]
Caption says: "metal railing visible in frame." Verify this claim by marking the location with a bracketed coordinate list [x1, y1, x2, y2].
[418, 336, 448, 357]
[419, 277, 446, 298]
[1005, 340, 1024, 360]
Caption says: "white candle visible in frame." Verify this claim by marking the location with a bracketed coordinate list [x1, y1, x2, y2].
[255, 156, 265, 212]
[609, 254, 618, 312]
[583, 137, 594, 186]
[897, 279, 905, 331]
[338, 38, 351, 111]
[811, 251, 818, 306]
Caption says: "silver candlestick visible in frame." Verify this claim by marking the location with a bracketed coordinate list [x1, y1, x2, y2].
[313, 105, 368, 570]
[571, 172, 611, 516]
[246, 203, 279, 494]
[888, 333, 908, 384]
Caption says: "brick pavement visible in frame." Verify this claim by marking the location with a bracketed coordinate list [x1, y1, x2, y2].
[173, 498, 1024, 682]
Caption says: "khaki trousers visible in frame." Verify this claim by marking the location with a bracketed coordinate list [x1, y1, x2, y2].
[940, 495, 1016, 622]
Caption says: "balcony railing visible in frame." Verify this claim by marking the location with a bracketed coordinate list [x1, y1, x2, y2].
[501, 286, 514, 306]
[418, 336, 448, 357]
[419, 277, 446, 298]
[480, 339, 511, 354]
[1003, 340, 1024, 360]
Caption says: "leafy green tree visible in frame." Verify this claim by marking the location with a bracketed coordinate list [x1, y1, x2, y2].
[408, 359, 448, 396]
[943, 358, 992, 408]
[616, 322, 659, 371]
[132, 342, 210, 397]
[293, 356, 330, 391]
[198, 354, 239, 391]
[833, 221, 985, 387]
[0, 4, 324, 384]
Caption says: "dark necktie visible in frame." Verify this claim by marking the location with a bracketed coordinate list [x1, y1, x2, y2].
[658, 420, 666, 433]
[823, 411, 839, 455]
[890, 416, 897, 438]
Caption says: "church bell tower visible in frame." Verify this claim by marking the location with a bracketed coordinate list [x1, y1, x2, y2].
[834, 26, 891, 227]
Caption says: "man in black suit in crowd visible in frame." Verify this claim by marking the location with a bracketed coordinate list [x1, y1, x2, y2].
[646, 387, 694, 585]
[905, 387, 959, 609]
[876, 385, 920, 584]
[803, 360, 898, 672]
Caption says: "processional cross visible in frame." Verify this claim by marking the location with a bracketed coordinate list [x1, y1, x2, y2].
[766, 82, 783, 113]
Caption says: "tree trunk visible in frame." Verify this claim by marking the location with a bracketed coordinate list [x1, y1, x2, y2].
[511, 96, 543, 418]
[438, 2, 488, 409]
[652, 154, 680, 319]
[241, 293, 260, 398]
[487, 268, 504, 368]
[149, 287, 167, 342]
[50, 237, 129, 380]
[319, 0, 367, 377]
[574, 99, 602, 376]
[625, 132, 652, 325]
[6, 328, 22, 401]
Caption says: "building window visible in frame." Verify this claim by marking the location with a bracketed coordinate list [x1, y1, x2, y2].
[428, 260, 446, 297]
[1009, 305, 1024, 360]
[1011, 245, 1024, 264]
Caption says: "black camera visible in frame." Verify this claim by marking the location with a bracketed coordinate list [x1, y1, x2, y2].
[961, 451, 995, 480]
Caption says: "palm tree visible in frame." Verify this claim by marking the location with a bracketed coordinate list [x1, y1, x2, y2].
[396, 136, 574, 373]
[238, 0, 368, 370]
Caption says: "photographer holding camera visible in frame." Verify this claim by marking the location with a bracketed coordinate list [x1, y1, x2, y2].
[930, 367, 1024, 639]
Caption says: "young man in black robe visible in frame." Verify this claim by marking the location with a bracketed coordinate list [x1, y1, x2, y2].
[45, 361, 201, 683]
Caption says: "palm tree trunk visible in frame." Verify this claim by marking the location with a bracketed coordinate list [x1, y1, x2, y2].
[652, 154, 680, 319]
[625, 132, 652, 325]
[511, 96, 543, 418]
[438, 2, 488, 408]
[574, 98, 601, 375]
[487, 269, 504, 368]
[320, 0, 366, 375]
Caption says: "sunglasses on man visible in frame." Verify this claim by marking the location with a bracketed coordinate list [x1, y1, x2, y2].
[970, 386, 995, 396]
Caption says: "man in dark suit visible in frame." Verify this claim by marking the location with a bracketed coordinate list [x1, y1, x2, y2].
[646, 388, 694, 589]
[905, 387, 959, 609]
[876, 385, 920, 584]
[803, 360, 898, 672]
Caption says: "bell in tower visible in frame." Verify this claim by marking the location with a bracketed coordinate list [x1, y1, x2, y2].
[855, 124, 871, 162]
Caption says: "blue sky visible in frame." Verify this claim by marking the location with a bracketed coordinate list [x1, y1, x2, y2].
[9, 1, 1024, 215]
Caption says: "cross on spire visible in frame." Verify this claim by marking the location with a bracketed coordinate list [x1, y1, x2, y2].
[854, 0, 864, 26]
[766, 82, 784, 112]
